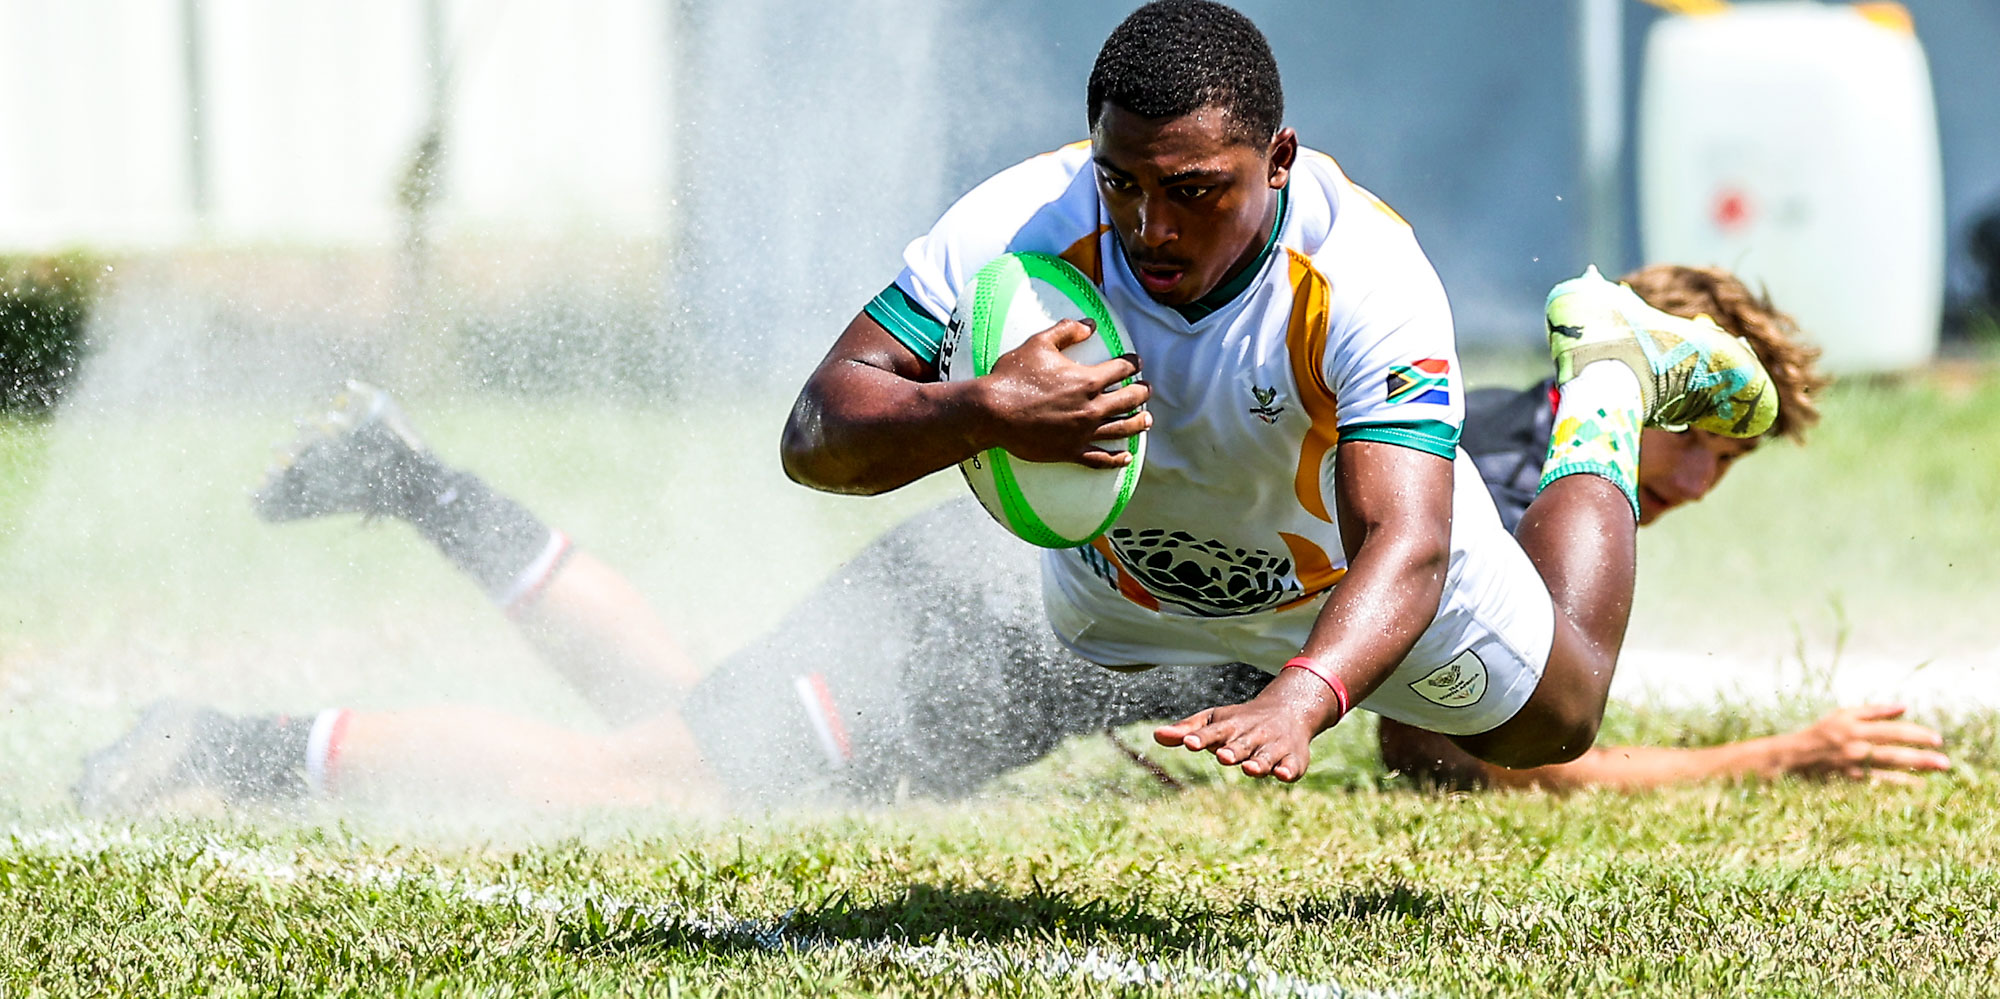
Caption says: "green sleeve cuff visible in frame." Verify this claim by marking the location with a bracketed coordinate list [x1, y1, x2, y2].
[864, 283, 949, 365]
[1339, 419, 1461, 460]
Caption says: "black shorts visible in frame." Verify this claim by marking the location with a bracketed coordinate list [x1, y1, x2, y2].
[681, 499, 1269, 807]
[1461, 378, 1556, 533]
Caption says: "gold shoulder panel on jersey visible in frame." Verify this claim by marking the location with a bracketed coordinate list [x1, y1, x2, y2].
[1283, 248, 1340, 523]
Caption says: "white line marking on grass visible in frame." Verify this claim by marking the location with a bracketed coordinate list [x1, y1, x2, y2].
[4, 824, 1410, 998]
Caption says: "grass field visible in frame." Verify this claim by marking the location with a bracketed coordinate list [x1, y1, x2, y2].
[2, 371, 1999, 996]
[6, 718, 2000, 996]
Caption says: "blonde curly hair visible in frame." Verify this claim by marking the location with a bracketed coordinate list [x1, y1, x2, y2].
[1619, 264, 1830, 443]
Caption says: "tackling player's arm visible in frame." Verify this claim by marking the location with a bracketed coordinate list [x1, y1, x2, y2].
[781, 311, 1150, 495]
[1380, 705, 1949, 790]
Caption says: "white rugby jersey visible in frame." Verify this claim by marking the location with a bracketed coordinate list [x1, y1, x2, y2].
[867, 141, 1486, 620]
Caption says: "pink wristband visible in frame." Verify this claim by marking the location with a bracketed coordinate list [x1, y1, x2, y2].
[1282, 656, 1351, 721]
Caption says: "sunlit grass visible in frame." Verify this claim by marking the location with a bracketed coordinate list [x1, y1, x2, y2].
[1, 373, 1997, 996]
[5, 713, 1999, 997]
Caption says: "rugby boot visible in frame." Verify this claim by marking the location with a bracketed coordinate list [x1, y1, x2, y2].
[252, 380, 434, 521]
[71, 701, 308, 817]
[1545, 266, 1778, 438]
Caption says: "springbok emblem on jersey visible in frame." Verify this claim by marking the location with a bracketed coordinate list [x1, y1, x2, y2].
[1249, 385, 1285, 424]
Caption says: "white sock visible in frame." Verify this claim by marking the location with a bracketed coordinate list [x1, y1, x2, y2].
[304, 707, 352, 795]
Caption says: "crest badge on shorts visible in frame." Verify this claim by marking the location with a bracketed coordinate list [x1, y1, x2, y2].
[1410, 649, 1488, 708]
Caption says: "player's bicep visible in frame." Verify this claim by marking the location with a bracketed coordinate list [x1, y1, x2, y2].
[1331, 438, 1453, 561]
[783, 308, 945, 487]
[814, 307, 939, 386]
[787, 310, 935, 462]
[1326, 275, 1464, 454]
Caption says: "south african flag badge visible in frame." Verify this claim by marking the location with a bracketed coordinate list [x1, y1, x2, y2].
[1385, 358, 1452, 406]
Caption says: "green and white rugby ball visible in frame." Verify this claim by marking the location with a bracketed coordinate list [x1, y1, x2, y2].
[940, 252, 1146, 548]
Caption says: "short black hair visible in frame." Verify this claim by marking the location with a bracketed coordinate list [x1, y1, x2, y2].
[1086, 0, 1284, 145]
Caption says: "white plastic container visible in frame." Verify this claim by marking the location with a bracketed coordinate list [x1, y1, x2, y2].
[1638, 2, 1943, 373]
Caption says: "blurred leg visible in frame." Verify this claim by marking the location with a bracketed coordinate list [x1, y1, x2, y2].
[505, 551, 703, 723]
[253, 382, 701, 721]
[244, 384, 718, 806]
[75, 697, 722, 814]
[326, 707, 717, 809]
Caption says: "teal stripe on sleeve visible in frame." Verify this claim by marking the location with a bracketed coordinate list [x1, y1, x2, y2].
[864, 283, 949, 365]
[1339, 419, 1461, 460]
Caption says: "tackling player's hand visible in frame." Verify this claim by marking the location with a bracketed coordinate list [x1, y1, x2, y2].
[1779, 704, 1950, 784]
[976, 318, 1152, 468]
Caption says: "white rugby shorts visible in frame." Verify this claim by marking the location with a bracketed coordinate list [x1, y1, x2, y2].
[1041, 510, 1556, 737]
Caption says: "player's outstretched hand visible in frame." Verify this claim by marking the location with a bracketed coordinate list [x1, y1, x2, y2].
[1780, 704, 1950, 784]
[1152, 668, 1340, 783]
[980, 319, 1152, 468]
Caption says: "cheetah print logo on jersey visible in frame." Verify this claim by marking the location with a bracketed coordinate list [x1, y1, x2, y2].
[1108, 528, 1300, 616]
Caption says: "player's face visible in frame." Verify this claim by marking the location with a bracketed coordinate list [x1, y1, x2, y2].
[1090, 104, 1295, 306]
[1635, 427, 1759, 524]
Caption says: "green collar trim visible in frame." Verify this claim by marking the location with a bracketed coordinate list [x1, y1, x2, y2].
[1173, 185, 1289, 323]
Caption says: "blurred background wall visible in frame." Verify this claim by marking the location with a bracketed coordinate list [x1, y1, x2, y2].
[1, 0, 1996, 383]
[0, 0, 674, 247]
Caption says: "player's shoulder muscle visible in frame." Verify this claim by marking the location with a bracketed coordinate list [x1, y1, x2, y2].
[1288, 148, 1424, 267]
[1286, 148, 1460, 448]
[889, 143, 1102, 356]
[1286, 149, 1443, 312]
[928, 142, 1100, 260]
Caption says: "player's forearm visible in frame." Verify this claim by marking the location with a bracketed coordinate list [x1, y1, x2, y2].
[1482, 739, 1789, 791]
[1383, 718, 1791, 792]
[1298, 525, 1448, 708]
[1304, 442, 1454, 713]
[781, 363, 993, 495]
